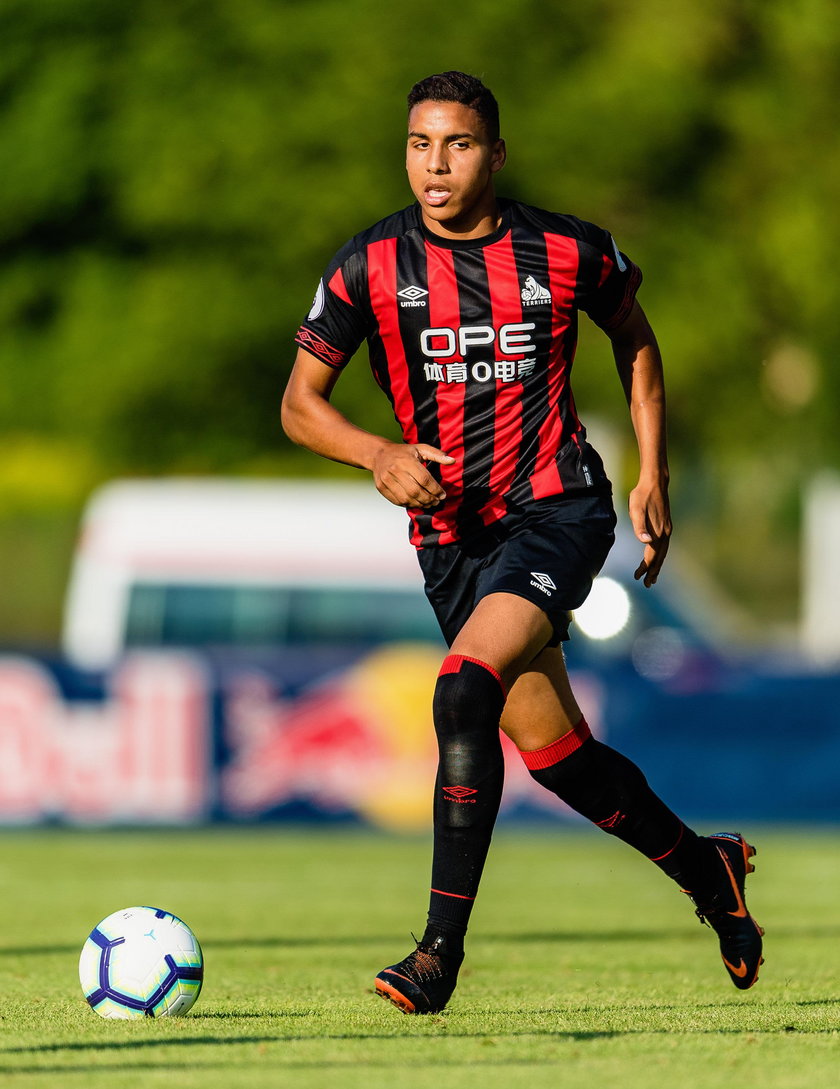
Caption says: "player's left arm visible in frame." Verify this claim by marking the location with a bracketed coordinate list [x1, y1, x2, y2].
[607, 299, 671, 587]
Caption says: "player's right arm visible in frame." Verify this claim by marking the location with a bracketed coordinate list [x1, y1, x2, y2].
[281, 347, 454, 509]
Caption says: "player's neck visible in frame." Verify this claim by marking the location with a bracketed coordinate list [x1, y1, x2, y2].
[421, 196, 503, 242]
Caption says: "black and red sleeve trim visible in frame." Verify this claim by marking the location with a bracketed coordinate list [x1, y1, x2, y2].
[294, 327, 349, 369]
[596, 261, 643, 332]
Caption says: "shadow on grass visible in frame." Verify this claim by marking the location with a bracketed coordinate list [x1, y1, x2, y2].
[3, 1014, 838, 1074]
[0, 1054, 609, 1074]
[0, 927, 741, 958]
[0, 944, 83, 957]
[203, 931, 671, 950]
[0, 935, 393, 958]
[2, 1035, 292, 1055]
[3, 993, 838, 1064]
[4, 921, 840, 959]
[483, 924, 840, 943]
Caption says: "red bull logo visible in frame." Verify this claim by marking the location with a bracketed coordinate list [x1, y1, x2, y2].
[0, 646, 605, 829]
[219, 644, 605, 830]
[0, 654, 209, 823]
[221, 644, 442, 829]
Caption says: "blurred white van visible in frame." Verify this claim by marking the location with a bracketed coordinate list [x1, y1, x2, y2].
[61, 478, 438, 670]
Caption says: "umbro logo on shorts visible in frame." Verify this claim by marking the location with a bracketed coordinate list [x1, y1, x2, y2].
[530, 571, 556, 595]
[398, 285, 428, 307]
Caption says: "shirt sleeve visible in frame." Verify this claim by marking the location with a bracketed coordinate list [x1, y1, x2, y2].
[575, 221, 643, 332]
[294, 243, 370, 369]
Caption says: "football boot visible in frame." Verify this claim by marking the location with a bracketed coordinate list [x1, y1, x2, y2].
[687, 832, 764, 990]
[374, 934, 463, 1014]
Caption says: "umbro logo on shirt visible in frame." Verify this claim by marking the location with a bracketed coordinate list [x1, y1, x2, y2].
[398, 285, 428, 307]
[521, 275, 552, 306]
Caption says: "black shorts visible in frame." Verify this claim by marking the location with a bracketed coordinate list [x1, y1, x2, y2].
[416, 491, 617, 647]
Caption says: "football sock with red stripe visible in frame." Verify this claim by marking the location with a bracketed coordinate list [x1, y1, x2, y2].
[521, 720, 711, 891]
[424, 655, 506, 952]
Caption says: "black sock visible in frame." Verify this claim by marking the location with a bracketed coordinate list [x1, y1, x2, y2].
[521, 722, 709, 891]
[424, 655, 506, 953]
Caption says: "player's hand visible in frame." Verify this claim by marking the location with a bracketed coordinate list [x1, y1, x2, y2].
[372, 442, 455, 508]
[628, 478, 671, 588]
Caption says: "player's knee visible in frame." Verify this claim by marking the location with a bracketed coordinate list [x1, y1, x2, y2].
[432, 654, 506, 739]
[432, 656, 506, 831]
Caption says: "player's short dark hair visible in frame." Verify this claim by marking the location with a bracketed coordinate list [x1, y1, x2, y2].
[407, 71, 500, 143]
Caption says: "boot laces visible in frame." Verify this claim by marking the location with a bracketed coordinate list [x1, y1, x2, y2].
[688, 892, 742, 937]
[404, 935, 447, 983]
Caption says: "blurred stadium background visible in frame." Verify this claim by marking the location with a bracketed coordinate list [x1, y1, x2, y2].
[1, 0, 839, 829]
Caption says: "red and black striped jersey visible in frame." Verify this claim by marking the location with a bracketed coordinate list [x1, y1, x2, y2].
[294, 198, 642, 548]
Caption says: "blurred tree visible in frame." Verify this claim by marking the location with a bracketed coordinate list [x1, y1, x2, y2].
[0, 0, 837, 633]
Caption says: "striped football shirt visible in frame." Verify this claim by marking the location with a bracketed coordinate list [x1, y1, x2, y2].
[294, 198, 642, 548]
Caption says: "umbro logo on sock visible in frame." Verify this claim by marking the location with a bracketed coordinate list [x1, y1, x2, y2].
[443, 786, 477, 804]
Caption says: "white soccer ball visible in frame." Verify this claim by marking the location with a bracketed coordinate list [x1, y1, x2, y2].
[79, 906, 204, 1019]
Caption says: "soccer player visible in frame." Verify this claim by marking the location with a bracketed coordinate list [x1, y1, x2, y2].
[281, 71, 763, 1014]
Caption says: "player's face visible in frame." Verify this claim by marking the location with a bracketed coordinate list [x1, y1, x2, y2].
[406, 100, 506, 239]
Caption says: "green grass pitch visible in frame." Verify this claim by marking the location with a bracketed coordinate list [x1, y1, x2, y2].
[0, 827, 836, 1089]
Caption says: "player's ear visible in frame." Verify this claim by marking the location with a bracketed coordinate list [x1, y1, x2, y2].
[491, 139, 506, 173]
